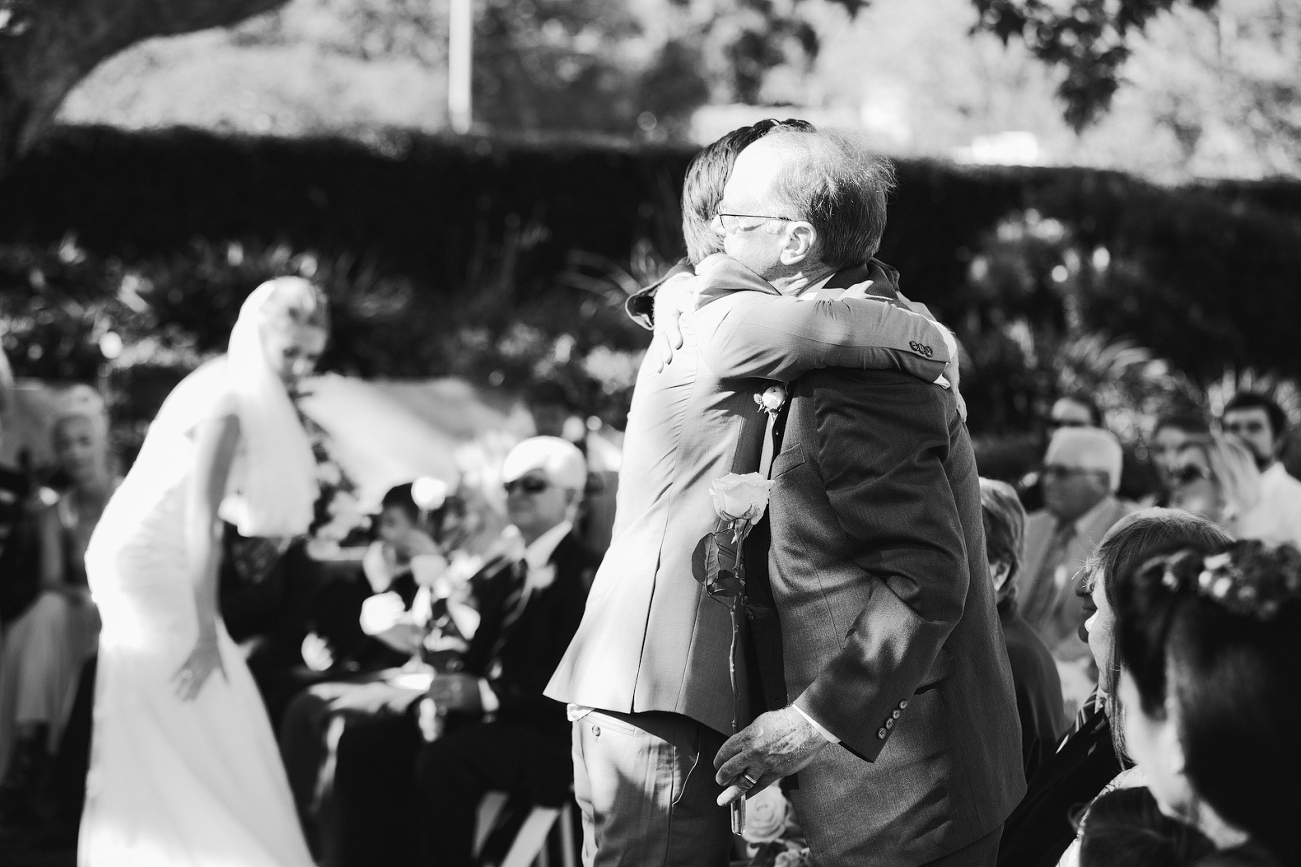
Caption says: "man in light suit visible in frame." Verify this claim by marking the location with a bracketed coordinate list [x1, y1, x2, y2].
[545, 123, 956, 867]
[1018, 426, 1133, 709]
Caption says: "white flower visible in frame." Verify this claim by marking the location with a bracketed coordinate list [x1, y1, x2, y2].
[316, 461, 343, 487]
[710, 473, 774, 527]
[754, 385, 787, 415]
[742, 785, 793, 844]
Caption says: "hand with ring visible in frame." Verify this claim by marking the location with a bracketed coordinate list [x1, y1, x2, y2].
[714, 707, 829, 805]
[173, 632, 226, 701]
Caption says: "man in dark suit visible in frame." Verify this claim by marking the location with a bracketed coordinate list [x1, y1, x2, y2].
[327, 437, 601, 867]
[708, 129, 1024, 866]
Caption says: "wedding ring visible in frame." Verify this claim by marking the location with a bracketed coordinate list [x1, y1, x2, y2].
[738, 772, 759, 790]
[179, 670, 193, 682]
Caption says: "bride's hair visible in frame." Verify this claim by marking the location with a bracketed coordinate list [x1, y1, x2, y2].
[258, 276, 330, 334]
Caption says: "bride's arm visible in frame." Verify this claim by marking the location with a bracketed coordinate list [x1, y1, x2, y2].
[174, 411, 241, 700]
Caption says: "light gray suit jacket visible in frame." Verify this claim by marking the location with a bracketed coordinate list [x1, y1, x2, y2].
[1019, 496, 1135, 661]
[545, 256, 950, 733]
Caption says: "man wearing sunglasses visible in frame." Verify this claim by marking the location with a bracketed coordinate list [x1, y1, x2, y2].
[1020, 427, 1133, 713]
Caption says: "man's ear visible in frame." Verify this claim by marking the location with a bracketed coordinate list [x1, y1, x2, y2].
[779, 222, 817, 266]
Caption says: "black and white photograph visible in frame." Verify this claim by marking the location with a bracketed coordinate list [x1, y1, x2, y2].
[0, 1, 1298, 865]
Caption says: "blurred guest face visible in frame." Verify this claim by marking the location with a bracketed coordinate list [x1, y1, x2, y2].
[377, 505, 417, 548]
[1049, 398, 1095, 432]
[261, 322, 327, 387]
[1222, 407, 1277, 467]
[54, 416, 105, 484]
[1118, 670, 1194, 820]
[1083, 566, 1114, 679]
[504, 470, 573, 544]
[1152, 425, 1195, 490]
[1042, 463, 1109, 523]
[1168, 445, 1221, 523]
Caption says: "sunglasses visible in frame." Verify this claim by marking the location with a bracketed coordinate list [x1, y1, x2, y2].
[503, 477, 552, 496]
[1041, 464, 1099, 480]
[1171, 464, 1211, 485]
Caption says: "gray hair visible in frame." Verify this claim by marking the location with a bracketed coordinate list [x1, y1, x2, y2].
[757, 128, 896, 269]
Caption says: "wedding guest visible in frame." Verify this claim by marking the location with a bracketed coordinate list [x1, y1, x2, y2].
[1047, 394, 1103, 432]
[79, 277, 328, 867]
[997, 509, 1231, 867]
[1077, 788, 1213, 867]
[328, 436, 600, 867]
[980, 478, 1066, 781]
[1167, 434, 1261, 538]
[1221, 393, 1301, 547]
[1020, 426, 1134, 713]
[1114, 540, 1301, 866]
[1148, 412, 1211, 507]
[0, 347, 37, 625]
[0, 386, 115, 825]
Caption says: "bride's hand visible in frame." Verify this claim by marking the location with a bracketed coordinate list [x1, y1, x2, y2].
[173, 633, 226, 701]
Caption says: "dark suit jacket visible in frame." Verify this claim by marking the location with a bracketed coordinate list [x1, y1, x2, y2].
[462, 532, 600, 736]
[764, 308, 1025, 864]
[1001, 601, 1067, 781]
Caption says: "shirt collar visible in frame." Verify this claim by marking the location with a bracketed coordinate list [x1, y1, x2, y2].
[524, 520, 572, 572]
[1069, 495, 1115, 535]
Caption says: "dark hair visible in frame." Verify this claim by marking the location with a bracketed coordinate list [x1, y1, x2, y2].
[1056, 393, 1104, 427]
[1115, 541, 1301, 865]
[1079, 788, 1213, 867]
[753, 127, 895, 269]
[979, 478, 1025, 589]
[1222, 392, 1288, 439]
[682, 118, 816, 265]
[524, 380, 576, 411]
[379, 483, 419, 523]
[1087, 509, 1231, 707]
[1154, 411, 1211, 438]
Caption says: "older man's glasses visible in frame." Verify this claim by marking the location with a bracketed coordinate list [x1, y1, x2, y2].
[1041, 464, 1100, 480]
[711, 212, 795, 234]
[503, 477, 551, 496]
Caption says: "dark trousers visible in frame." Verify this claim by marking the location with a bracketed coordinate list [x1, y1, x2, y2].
[332, 713, 573, 867]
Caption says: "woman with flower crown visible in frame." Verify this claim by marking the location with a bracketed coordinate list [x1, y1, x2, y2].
[1104, 540, 1301, 866]
[79, 278, 325, 867]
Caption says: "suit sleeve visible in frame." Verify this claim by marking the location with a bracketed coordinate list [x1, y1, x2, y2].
[792, 383, 970, 761]
[694, 292, 949, 384]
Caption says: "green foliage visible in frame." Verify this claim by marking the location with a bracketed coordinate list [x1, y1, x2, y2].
[973, 0, 1220, 130]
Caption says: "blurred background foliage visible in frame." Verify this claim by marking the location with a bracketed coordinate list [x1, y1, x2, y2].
[2, 125, 1299, 456]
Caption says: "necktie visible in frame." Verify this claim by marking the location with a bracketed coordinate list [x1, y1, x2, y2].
[1027, 520, 1075, 628]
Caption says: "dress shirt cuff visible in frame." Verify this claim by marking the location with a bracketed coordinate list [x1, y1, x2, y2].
[793, 703, 840, 744]
[478, 678, 500, 714]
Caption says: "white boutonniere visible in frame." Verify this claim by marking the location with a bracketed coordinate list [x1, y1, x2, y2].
[754, 385, 787, 421]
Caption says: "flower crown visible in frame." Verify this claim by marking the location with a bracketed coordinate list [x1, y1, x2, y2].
[1159, 544, 1301, 621]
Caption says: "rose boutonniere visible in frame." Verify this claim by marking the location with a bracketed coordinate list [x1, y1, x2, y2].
[754, 385, 787, 420]
[693, 472, 774, 834]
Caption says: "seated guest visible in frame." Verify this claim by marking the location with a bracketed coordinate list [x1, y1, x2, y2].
[1167, 434, 1261, 538]
[329, 436, 600, 867]
[1078, 788, 1213, 867]
[1221, 392, 1301, 548]
[997, 509, 1231, 867]
[1020, 426, 1134, 711]
[1148, 412, 1211, 507]
[1113, 540, 1301, 867]
[0, 386, 115, 824]
[980, 478, 1066, 781]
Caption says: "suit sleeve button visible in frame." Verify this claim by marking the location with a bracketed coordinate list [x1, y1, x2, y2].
[877, 728, 887, 739]
[899, 700, 908, 709]
[892, 709, 901, 719]
[885, 718, 894, 729]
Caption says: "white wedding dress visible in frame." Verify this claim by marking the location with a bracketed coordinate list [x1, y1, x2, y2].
[79, 361, 315, 867]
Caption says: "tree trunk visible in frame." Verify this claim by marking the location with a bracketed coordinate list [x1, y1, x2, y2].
[0, 0, 291, 178]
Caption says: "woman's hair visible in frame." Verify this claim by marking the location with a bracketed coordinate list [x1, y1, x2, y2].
[1085, 509, 1232, 701]
[1180, 434, 1261, 521]
[1115, 541, 1301, 865]
[1079, 788, 1213, 867]
[380, 483, 420, 524]
[257, 276, 330, 334]
[978, 478, 1024, 600]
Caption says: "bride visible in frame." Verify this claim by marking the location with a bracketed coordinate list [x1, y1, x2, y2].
[79, 278, 326, 866]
